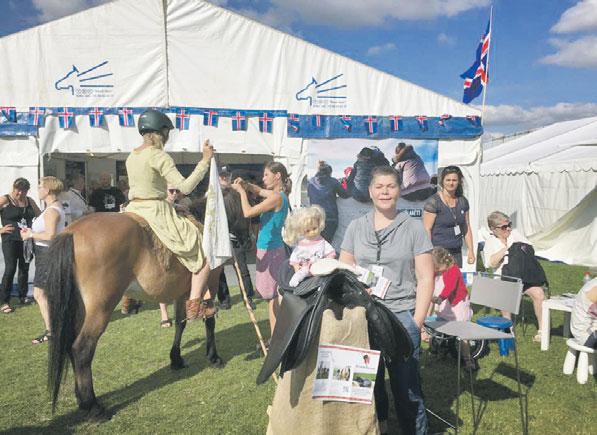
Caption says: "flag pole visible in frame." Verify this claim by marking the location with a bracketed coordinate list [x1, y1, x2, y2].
[480, 5, 493, 125]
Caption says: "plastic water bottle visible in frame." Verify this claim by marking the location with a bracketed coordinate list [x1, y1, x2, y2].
[583, 271, 591, 284]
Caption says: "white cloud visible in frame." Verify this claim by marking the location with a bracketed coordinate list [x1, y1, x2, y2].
[437, 32, 456, 46]
[366, 42, 397, 56]
[228, 0, 490, 29]
[32, 0, 110, 23]
[481, 102, 597, 128]
[551, 0, 597, 34]
[540, 36, 597, 68]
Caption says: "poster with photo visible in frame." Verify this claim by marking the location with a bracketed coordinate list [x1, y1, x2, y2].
[305, 138, 439, 250]
[312, 344, 381, 404]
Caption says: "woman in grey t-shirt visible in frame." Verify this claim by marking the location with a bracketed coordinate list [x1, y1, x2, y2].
[339, 166, 434, 435]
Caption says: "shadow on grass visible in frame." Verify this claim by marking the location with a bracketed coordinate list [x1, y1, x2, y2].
[6, 318, 271, 434]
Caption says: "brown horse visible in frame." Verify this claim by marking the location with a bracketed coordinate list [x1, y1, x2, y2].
[45, 188, 247, 419]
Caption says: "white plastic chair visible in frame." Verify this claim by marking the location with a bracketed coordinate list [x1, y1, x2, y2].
[563, 338, 595, 384]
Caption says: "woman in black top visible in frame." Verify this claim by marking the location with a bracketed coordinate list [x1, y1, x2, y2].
[422, 166, 474, 267]
[0, 178, 41, 312]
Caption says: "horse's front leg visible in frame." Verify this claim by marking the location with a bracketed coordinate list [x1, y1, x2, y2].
[170, 295, 187, 370]
[204, 267, 224, 368]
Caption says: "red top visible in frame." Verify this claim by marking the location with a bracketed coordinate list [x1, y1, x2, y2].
[438, 265, 468, 305]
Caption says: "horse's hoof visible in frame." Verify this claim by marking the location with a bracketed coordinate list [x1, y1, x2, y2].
[209, 357, 225, 369]
[85, 403, 112, 422]
[170, 358, 187, 370]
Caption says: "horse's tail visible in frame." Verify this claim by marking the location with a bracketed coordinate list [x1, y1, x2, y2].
[46, 232, 79, 412]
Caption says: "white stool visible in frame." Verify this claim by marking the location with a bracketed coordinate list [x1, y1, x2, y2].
[563, 338, 595, 384]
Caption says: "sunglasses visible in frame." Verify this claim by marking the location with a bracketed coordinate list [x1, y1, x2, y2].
[167, 189, 180, 194]
[496, 222, 512, 230]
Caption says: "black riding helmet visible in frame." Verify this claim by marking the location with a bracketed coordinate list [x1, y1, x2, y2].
[138, 109, 174, 136]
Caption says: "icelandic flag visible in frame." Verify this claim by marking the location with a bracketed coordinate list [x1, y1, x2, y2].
[415, 115, 428, 131]
[364, 116, 378, 135]
[231, 111, 247, 131]
[389, 115, 402, 131]
[28, 107, 46, 127]
[466, 115, 481, 126]
[57, 107, 75, 129]
[176, 108, 190, 130]
[461, 19, 491, 104]
[88, 107, 104, 127]
[118, 107, 134, 126]
[340, 115, 352, 131]
[203, 110, 219, 127]
[259, 112, 273, 133]
[0, 106, 17, 122]
[438, 114, 452, 126]
[311, 114, 323, 129]
[288, 113, 300, 132]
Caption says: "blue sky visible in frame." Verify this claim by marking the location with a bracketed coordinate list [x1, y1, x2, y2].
[1, 0, 596, 137]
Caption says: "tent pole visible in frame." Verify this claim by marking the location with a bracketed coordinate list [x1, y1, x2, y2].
[481, 5, 493, 125]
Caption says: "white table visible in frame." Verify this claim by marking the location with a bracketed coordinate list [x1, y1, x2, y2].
[541, 297, 574, 351]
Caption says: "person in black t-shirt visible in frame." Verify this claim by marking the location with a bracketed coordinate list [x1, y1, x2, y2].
[0, 178, 41, 311]
[89, 172, 126, 213]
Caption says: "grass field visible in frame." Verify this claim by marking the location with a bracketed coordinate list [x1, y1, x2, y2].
[0, 261, 595, 434]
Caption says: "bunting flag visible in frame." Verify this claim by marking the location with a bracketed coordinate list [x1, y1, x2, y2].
[231, 111, 247, 131]
[28, 107, 46, 127]
[176, 108, 191, 130]
[389, 115, 402, 132]
[415, 115, 428, 131]
[312, 114, 323, 128]
[0, 106, 17, 122]
[438, 114, 452, 126]
[288, 113, 300, 132]
[466, 115, 481, 126]
[57, 107, 75, 129]
[259, 112, 273, 133]
[203, 110, 219, 127]
[118, 107, 134, 126]
[88, 107, 104, 127]
[364, 116, 378, 135]
[340, 115, 352, 131]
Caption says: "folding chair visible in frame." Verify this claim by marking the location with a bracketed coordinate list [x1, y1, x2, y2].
[424, 273, 527, 434]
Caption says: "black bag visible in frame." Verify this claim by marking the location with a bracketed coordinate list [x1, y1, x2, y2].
[502, 242, 548, 287]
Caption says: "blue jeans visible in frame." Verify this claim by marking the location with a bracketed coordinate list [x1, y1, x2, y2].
[374, 310, 428, 435]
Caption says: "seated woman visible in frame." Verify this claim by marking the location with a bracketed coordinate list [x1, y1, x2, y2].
[124, 109, 214, 321]
[571, 277, 597, 349]
[483, 211, 545, 342]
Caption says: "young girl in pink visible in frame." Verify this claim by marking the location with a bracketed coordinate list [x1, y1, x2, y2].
[431, 247, 477, 370]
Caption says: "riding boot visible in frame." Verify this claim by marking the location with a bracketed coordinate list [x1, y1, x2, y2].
[201, 299, 218, 319]
[186, 298, 201, 321]
[121, 296, 132, 315]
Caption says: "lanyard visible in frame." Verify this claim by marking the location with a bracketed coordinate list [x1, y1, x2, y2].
[374, 230, 391, 265]
[440, 192, 459, 225]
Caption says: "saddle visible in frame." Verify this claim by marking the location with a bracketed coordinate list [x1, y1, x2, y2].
[256, 260, 413, 384]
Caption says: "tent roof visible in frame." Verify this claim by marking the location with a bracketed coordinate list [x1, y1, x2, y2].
[481, 116, 597, 175]
[0, 0, 478, 117]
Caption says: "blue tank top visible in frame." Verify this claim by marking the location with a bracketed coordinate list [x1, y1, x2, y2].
[256, 192, 289, 250]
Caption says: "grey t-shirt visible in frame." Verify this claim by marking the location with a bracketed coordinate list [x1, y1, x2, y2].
[341, 211, 433, 312]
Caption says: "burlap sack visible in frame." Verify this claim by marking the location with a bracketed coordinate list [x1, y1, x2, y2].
[266, 304, 379, 435]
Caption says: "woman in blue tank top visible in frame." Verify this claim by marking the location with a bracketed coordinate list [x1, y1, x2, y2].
[231, 162, 290, 339]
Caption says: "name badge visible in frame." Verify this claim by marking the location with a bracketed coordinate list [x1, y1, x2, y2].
[454, 225, 461, 236]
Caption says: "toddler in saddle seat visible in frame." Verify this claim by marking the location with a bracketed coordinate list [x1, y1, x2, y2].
[283, 206, 336, 287]
[429, 247, 478, 370]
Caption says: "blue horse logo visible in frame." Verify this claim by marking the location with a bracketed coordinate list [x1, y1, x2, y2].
[296, 74, 347, 106]
[55, 61, 114, 95]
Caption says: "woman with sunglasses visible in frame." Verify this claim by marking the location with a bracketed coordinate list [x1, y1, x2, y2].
[483, 211, 545, 342]
[422, 166, 475, 267]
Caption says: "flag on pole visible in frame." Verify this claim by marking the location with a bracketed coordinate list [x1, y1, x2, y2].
[29, 107, 46, 127]
[202, 158, 232, 270]
[88, 107, 104, 127]
[461, 19, 491, 104]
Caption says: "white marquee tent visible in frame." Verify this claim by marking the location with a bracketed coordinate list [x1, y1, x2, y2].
[479, 116, 597, 266]
[0, 0, 482, 259]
